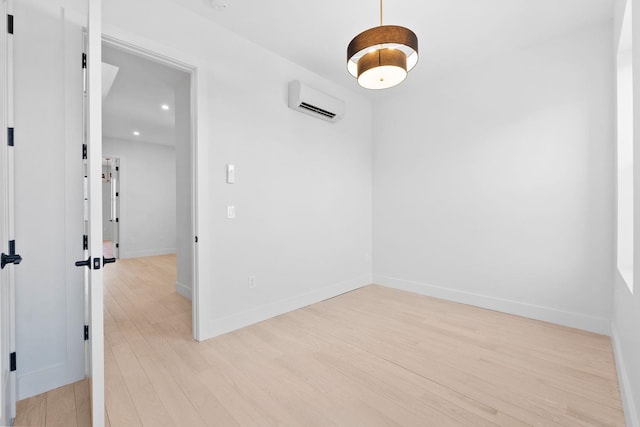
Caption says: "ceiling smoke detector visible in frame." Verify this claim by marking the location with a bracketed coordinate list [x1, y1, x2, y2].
[211, 0, 229, 10]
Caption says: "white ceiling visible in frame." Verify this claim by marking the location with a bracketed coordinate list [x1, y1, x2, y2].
[102, 0, 614, 141]
[102, 45, 188, 146]
[167, 0, 614, 97]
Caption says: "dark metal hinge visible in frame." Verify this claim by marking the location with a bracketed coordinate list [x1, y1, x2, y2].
[8, 240, 15, 256]
[7, 15, 13, 35]
[115, 218, 119, 223]
[9, 352, 16, 372]
[83, 235, 88, 250]
[115, 243, 119, 248]
[82, 53, 86, 69]
[84, 325, 89, 341]
[82, 144, 87, 159]
[7, 127, 14, 147]
[115, 192, 119, 197]
[115, 166, 119, 171]
[195, 236, 198, 243]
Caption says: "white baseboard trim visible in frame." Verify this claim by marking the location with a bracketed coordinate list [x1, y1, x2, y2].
[202, 275, 371, 340]
[18, 363, 83, 400]
[611, 325, 639, 427]
[121, 248, 176, 259]
[374, 275, 611, 335]
[176, 282, 192, 300]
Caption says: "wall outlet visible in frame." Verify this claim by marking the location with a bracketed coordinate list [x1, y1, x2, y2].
[248, 276, 256, 289]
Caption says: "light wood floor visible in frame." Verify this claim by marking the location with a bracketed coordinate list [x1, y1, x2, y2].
[16, 254, 625, 426]
[15, 380, 90, 427]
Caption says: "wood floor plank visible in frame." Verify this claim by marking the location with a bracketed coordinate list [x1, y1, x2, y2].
[104, 343, 143, 427]
[137, 355, 206, 427]
[135, 318, 240, 426]
[73, 379, 91, 427]
[109, 339, 173, 426]
[45, 384, 77, 427]
[14, 393, 46, 426]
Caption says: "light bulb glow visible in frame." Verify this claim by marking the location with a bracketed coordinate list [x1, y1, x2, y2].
[358, 65, 407, 90]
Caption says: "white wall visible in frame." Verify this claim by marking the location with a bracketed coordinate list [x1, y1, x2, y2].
[617, 48, 634, 287]
[373, 23, 615, 334]
[103, 138, 176, 259]
[102, 0, 373, 340]
[612, 0, 640, 424]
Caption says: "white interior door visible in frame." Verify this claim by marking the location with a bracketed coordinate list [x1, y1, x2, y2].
[110, 159, 120, 259]
[14, 0, 86, 400]
[0, 0, 17, 423]
[84, 0, 105, 425]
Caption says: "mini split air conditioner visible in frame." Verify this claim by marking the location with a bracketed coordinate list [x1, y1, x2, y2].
[288, 80, 345, 123]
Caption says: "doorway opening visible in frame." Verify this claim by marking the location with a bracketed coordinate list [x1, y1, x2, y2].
[101, 37, 198, 337]
[102, 158, 120, 259]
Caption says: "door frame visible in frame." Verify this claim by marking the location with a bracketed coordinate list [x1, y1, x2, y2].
[101, 35, 201, 340]
[86, 1, 104, 424]
[101, 157, 120, 259]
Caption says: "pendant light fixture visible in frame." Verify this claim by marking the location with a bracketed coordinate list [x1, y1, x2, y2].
[347, 0, 418, 90]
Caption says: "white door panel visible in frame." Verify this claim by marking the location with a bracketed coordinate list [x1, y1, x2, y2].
[13, 0, 85, 399]
[1, 0, 17, 423]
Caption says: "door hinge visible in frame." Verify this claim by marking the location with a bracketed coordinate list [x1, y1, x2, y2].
[7, 15, 13, 35]
[115, 243, 119, 248]
[8, 240, 15, 255]
[115, 166, 119, 171]
[82, 53, 86, 69]
[84, 325, 89, 341]
[195, 236, 198, 243]
[115, 218, 119, 223]
[7, 127, 14, 147]
[9, 352, 16, 372]
[83, 235, 88, 250]
[115, 192, 119, 197]
[82, 144, 87, 159]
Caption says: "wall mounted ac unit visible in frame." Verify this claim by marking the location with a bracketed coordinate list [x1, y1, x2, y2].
[288, 80, 345, 123]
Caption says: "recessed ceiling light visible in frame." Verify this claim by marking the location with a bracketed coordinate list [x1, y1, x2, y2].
[133, 131, 140, 136]
[161, 104, 170, 111]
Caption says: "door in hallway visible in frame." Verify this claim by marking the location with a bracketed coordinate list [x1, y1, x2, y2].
[0, 0, 17, 422]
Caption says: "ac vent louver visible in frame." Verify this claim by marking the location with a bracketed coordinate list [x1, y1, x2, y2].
[288, 81, 345, 123]
[298, 102, 336, 119]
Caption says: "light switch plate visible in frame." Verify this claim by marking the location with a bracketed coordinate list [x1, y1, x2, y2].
[226, 164, 235, 184]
